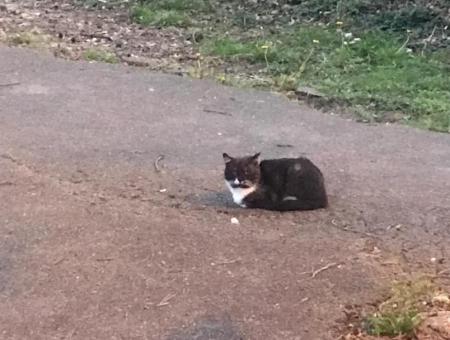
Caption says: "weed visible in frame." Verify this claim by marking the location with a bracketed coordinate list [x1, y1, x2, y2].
[366, 311, 422, 337]
[83, 48, 118, 63]
[365, 278, 437, 337]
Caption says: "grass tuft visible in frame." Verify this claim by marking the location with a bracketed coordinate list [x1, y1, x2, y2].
[130, 6, 191, 27]
[83, 48, 118, 63]
[366, 311, 422, 337]
[7, 31, 50, 47]
[364, 278, 436, 337]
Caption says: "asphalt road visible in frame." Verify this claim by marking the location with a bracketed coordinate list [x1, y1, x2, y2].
[0, 46, 449, 340]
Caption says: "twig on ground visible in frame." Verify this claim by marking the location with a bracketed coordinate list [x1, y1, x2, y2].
[53, 258, 66, 265]
[422, 25, 437, 55]
[437, 269, 450, 277]
[312, 262, 340, 278]
[396, 34, 410, 54]
[0, 82, 20, 87]
[203, 108, 232, 117]
[95, 258, 114, 262]
[0, 154, 17, 162]
[211, 258, 241, 266]
[299, 269, 313, 276]
[330, 218, 380, 239]
[80, 32, 113, 41]
[157, 293, 176, 307]
[154, 155, 165, 173]
[299, 262, 342, 278]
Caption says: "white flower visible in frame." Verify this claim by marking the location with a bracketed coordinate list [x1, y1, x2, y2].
[343, 32, 353, 39]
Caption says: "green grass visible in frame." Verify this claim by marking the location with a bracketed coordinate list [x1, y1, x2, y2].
[202, 27, 450, 132]
[130, 0, 209, 27]
[131, 6, 191, 27]
[83, 48, 118, 63]
[136, 0, 209, 12]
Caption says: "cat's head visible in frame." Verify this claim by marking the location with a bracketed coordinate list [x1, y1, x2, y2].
[222, 152, 261, 189]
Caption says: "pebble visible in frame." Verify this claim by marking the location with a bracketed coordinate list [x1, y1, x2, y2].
[230, 217, 239, 225]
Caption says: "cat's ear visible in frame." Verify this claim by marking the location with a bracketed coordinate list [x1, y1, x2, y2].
[252, 152, 261, 164]
[223, 153, 233, 164]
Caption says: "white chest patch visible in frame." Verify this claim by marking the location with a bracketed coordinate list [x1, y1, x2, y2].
[225, 181, 256, 208]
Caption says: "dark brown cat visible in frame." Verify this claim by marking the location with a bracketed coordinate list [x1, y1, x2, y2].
[223, 153, 328, 211]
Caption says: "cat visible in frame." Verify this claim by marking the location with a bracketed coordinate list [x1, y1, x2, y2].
[223, 152, 328, 211]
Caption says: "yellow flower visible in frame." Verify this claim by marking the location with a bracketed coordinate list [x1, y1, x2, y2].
[217, 74, 226, 82]
[313, 39, 320, 44]
[336, 21, 344, 26]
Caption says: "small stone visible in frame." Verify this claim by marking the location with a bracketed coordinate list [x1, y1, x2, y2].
[230, 217, 239, 225]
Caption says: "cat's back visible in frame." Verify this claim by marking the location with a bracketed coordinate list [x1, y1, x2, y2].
[260, 157, 325, 188]
[259, 156, 328, 209]
[260, 157, 321, 174]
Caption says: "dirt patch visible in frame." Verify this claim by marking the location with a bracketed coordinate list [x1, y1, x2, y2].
[0, 0, 197, 72]
[417, 311, 450, 340]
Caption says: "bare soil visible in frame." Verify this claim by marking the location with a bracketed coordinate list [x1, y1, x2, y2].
[0, 0, 197, 72]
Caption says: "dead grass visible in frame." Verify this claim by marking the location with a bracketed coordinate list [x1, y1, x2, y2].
[4, 31, 52, 48]
[83, 48, 118, 63]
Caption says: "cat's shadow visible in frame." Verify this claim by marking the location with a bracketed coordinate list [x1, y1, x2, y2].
[186, 190, 271, 216]
[189, 190, 235, 209]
